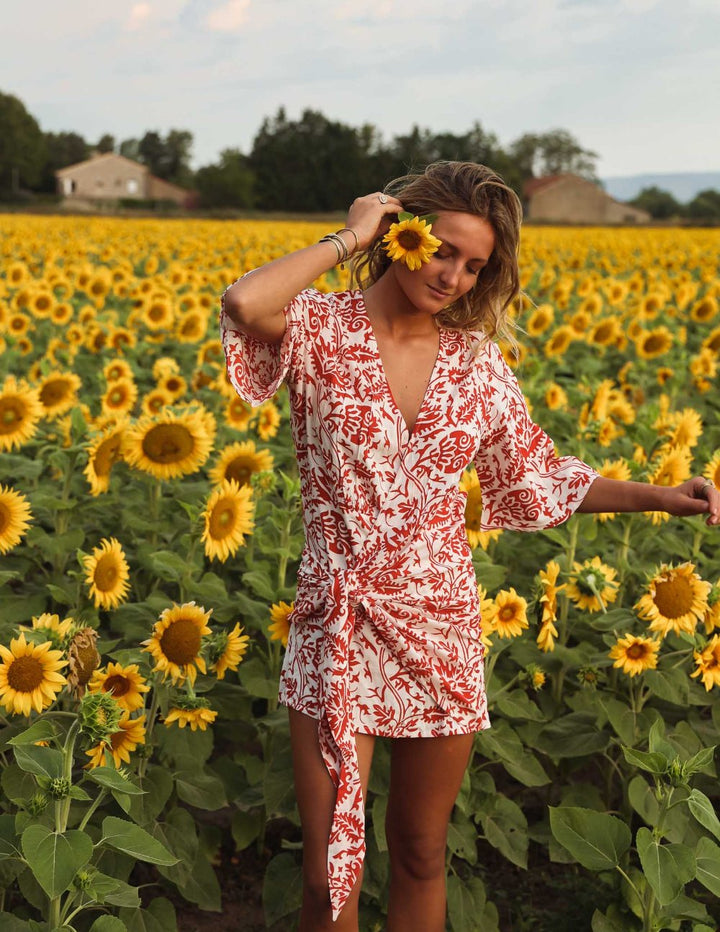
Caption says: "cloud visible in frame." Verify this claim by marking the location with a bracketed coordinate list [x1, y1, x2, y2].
[206, 0, 250, 32]
[127, 3, 152, 30]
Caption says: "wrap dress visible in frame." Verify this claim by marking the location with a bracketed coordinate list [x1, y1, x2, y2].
[220, 286, 598, 920]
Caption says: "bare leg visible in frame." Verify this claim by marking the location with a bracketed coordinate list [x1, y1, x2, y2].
[288, 707, 376, 932]
[385, 732, 475, 932]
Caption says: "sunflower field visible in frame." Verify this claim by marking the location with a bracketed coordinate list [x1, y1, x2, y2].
[0, 215, 719, 932]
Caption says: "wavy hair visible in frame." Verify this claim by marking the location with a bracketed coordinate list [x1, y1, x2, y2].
[352, 161, 523, 339]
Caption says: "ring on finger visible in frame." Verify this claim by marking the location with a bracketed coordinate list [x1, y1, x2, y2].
[701, 480, 714, 496]
[378, 194, 388, 204]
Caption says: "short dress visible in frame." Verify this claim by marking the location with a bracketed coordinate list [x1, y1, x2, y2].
[220, 287, 598, 919]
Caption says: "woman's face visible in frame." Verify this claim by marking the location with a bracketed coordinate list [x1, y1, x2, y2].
[392, 210, 495, 316]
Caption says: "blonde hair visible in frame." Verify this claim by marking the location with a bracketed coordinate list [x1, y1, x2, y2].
[352, 161, 522, 339]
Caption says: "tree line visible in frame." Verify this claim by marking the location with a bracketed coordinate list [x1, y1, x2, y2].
[1, 89, 718, 219]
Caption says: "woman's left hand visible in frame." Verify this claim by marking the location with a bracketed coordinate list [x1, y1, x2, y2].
[663, 477, 720, 525]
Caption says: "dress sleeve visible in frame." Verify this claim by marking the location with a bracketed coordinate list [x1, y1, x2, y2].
[473, 342, 599, 531]
[219, 280, 316, 406]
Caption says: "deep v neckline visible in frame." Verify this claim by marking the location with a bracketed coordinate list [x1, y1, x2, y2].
[357, 291, 444, 441]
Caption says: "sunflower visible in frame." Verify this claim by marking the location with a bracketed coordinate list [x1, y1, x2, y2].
[0, 485, 33, 554]
[702, 326, 720, 355]
[537, 560, 564, 652]
[268, 601, 294, 647]
[201, 480, 254, 562]
[176, 310, 208, 343]
[663, 409, 703, 449]
[101, 378, 138, 418]
[0, 376, 43, 451]
[566, 557, 619, 613]
[141, 387, 174, 417]
[66, 627, 101, 698]
[123, 408, 215, 480]
[88, 661, 150, 712]
[25, 612, 74, 645]
[209, 622, 251, 679]
[490, 588, 529, 639]
[690, 295, 718, 324]
[103, 359, 133, 383]
[84, 422, 127, 495]
[544, 383, 568, 411]
[51, 302, 74, 326]
[83, 538, 131, 610]
[595, 458, 631, 521]
[635, 327, 673, 359]
[609, 634, 660, 677]
[209, 441, 274, 488]
[383, 215, 442, 271]
[691, 635, 720, 691]
[256, 402, 280, 440]
[164, 700, 217, 732]
[159, 373, 187, 401]
[526, 304, 554, 337]
[647, 445, 692, 489]
[143, 602, 212, 685]
[635, 562, 711, 638]
[225, 396, 254, 431]
[0, 634, 67, 716]
[544, 326, 575, 358]
[704, 452, 720, 492]
[37, 371, 82, 419]
[29, 290, 55, 319]
[142, 296, 174, 331]
[589, 317, 622, 347]
[85, 714, 146, 769]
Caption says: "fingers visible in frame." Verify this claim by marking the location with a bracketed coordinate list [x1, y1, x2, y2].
[345, 193, 404, 251]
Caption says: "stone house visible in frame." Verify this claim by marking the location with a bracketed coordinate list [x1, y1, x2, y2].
[56, 152, 194, 207]
[524, 174, 650, 224]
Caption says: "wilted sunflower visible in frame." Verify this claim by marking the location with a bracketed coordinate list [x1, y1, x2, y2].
[84, 422, 126, 495]
[37, 371, 82, 419]
[566, 557, 619, 613]
[164, 698, 217, 732]
[268, 601, 294, 647]
[0, 485, 32, 554]
[609, 634, 660, 677]
[383, 216, 442, 271]
[83, 538, 131, 610]
[0, 376, 43, 452]
[490, 588, 529, 639]
[66, 627, 101, 698]
[85, 713, 146, 769]
[0, 634, 67, 716]
[202, 479, 254, 562]
[123, 408, 215, 480]
[690, 634, 720, 691]
[537, 560, 564, 652]
[88, 661, 149, 712]
[636, 562, 711, 638]
[143, 602, 212, 685]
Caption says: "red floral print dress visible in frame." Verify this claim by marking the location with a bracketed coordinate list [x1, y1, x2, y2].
[220, 287, 597, 920]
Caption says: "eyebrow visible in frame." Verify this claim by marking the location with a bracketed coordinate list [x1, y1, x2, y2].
[439, 237, 490, 265]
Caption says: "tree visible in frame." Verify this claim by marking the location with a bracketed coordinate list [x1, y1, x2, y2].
[685, 188, 720, 222]
[136, 129, 193, 186]
[119, 138, 141, 161]
[0, 90, 46, 193]
[39, 131, 89, 193]
[138, 131, 165, 177]
[195, 148, 255, 208]
[629, 186, 680, 220]
[97, 134, 116, 154]
[510, 129, 598, 184]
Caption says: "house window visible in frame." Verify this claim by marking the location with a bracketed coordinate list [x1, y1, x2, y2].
[127, 179, 139, 194]
[62, 178, 75, 195]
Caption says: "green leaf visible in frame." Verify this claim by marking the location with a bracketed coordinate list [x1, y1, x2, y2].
[147, 550, 188, 581]
[535, 713, 610, 759]
[89, 917, 128, 932]
[0, 914, 32, 932]
[622, 746, 668, 775]
[175, 770, 227, 810]
[683, 745, 716, 776]
[481, 796, 528, 869]
[695, 836, 720, 897]
[591, 908, 627, 932]
[1, 763, 36, 805]
[636, 828, 695, 905]
[86, 870, 141, 908]
[118, 908, 166, 932]
[446, 813, 478, 865]
[371, 794, 388, 854]
[628, 775, 660, 827]
[7, 720, 59, 746]
[447, 874, 487, 932]
[241, 568, 277, 601]
[21, 825, 93, 898]
[648, 719, 676, 759]
[644, 668, 689, 706]
[0, 814, 20, 860]
[397, 211, 413, 222]
[262, 852, 303, 926]
[239, 655, 278, 700]
[87, 767, 145, 796]
[231, 809, 263, 852]
[13, 744, 64, 779]
[99, 816, 178, 866]
[128, 766, 174, 826]
[687, 789, 720, 842]
[494, 689, 546, 722]
[549, 807, 631, 870]
[599, 698, 636, 746]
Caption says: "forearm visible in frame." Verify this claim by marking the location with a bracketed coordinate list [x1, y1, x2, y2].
[576, 477, 668, 513]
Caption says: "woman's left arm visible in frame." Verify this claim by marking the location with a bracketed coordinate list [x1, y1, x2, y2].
[576, 476, 720, 526]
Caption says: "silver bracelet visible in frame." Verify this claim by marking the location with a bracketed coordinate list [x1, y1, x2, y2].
[336, 227, 359, 255]
[319, 232, 349, 265]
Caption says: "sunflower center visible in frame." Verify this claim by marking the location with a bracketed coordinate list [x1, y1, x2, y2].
[94, 436, 122, 477]
[626, 643, 648, 660]
[0, 502, 9, 534]
[653, 575, 694, 619]
[0, 398, 25, 433]
[644, 335, 664, 353]
[227, 460, 253, 484]
[159, 618, 201, 664]
[40, 381, 70, 406]
[103, 674, 130, 697]
[142, 424, 194, 463]
[499, 606, 518, 623]
[109, 729, 127, 750]
[94, 554, 119, 591]
[209, 500, 237, 539]
[7, 655, 44, 692]
[396, 230, 423, 251]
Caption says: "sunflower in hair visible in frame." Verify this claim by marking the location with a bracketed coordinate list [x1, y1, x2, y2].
[383, 213, 442, 271]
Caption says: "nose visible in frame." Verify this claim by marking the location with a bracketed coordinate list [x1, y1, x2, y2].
[438, 259, 462, 289]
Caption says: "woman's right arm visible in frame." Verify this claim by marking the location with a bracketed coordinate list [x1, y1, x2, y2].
[222, 193, 402, 344]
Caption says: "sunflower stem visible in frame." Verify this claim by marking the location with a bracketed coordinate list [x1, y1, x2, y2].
[78, 788, 106, 833]
[138, 683, 161, 779]
[57, 718, 80, 833]
[148, 479, 162, 548]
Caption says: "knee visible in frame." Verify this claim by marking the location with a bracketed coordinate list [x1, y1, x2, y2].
[386, 824, 447, 882]
[302, 863, 332, 912]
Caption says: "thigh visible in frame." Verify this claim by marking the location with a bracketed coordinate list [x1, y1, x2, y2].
[288, 708, 376, 869]
[386, 733, 474, 840]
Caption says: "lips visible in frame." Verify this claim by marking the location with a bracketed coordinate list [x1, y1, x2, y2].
[428, 285, 451, 300]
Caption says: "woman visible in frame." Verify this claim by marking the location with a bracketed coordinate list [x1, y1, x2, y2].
[220, 162, 718, 931]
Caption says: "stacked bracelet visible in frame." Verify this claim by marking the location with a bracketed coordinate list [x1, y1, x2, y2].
[319, 228, 359, 266]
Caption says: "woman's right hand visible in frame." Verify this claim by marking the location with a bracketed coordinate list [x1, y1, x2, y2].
[344, 192, 404, 252]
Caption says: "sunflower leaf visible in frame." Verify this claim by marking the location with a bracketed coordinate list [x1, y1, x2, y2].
[7, 720, 59, 746]
[549, 806, 631, 870]
[86, 767, 145, 796]
[636, 828, 696, 905]
[20, 825, 93, 898]
[695, 836, 720, 896]
[12, 744, 64, 780]
[687, 788, 720, 842]
[99, 816, 178, 866]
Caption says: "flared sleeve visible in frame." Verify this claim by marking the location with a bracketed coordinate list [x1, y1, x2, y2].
[220, 281, 317, 406]
[473, 342, 598, 531]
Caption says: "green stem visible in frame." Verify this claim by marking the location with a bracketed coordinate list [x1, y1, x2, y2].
[552, 521, 579, 705]
[138, 684, 161, 779]
[618, 517, 634, 583]
[148, 480, 162, 548]
[78, 789, 107, 832]
[56, 719, 80, 833]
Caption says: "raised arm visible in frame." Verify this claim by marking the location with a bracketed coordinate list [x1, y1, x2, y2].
[576, 476, 720, 526]
[222, 193, 402, 344]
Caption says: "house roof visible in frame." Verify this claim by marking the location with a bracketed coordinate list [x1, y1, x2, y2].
[55, 151, 149, 176]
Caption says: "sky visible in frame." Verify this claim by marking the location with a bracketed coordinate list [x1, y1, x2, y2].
[3, 0, 719, 179]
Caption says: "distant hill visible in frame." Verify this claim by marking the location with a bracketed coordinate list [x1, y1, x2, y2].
[602, 172, 720, 204]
